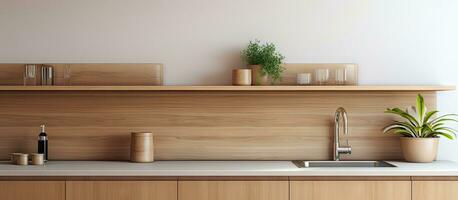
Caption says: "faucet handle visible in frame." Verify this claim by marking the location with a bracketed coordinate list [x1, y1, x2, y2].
[345, 139, 352, 154]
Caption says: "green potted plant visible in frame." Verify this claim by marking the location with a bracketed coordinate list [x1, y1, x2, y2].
[241, 40, 285, 85]
[383, 94, 457, 163]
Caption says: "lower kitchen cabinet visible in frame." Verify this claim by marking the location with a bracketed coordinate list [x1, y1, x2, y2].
[6, 178, 458, 200]
[413, 181, 458, 200]
[290, 181, 411, 200]
[65, 181, 177, 200]
[0, 181, 65, 200]
[178, 181, 289, 200]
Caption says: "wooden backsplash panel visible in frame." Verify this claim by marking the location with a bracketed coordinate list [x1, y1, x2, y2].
[60, 64, 163, 86]
[0, 64, 24, 85]
[0, 91, 435, 161]
[0, 63, 163, 86]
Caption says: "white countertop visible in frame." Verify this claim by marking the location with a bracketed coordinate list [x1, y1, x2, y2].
[1, 160, 458, 177]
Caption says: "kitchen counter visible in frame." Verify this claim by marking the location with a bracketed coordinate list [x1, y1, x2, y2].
[1, 160, 458, 177]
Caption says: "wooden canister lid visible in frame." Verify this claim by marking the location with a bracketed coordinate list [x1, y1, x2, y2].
[131, 132, 153, 137]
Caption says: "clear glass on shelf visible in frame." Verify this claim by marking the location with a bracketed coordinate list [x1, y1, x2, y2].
[296, 73, 312, 85]
[63, 65, 72, 86]
[343, 64, 358, 85]
[335, 68, 347, 85]
[314, 68, 330, 85]
[23, 64, 37, 86]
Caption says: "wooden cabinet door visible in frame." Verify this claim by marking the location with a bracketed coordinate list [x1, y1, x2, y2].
[178, 181, 288, 200]
[413, 181, 458, 200]
[66, 181, 177, 200]
[290, 181, 411, 200]
[0, 181, 65, 200]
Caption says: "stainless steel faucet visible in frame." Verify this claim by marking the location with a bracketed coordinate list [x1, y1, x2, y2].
[333, 107, 352, 161]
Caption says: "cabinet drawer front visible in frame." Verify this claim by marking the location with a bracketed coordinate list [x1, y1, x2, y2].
[179, 181, 288, 200]
[291, 181, 411, 200]
[66, 181, 177, 200]
[413, 181, 458, 200]
[0, 181, 65, 200]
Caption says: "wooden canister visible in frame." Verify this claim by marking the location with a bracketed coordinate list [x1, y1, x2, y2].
[31, 153, 44, 165]
[130, 132, 154, 163]
[16, 154, 28, 165]
[232, 69, 252, 86]
[11, 153, 22, 164]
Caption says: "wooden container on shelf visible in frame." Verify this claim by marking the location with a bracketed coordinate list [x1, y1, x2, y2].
[10, 153, 22, 164]
[16, 154, 28, 165]
[249, 65, 270, 85]
[232, 69, 252, 86]
[31, 153, 44, 165]
[130, 132, 154, 163]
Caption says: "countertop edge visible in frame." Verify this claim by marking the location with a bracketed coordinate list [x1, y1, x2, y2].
[1, 161, 458, 177]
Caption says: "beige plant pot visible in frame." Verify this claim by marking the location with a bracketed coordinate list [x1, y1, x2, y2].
[400, 137, 439, 163]
[249, 65, 271, 85]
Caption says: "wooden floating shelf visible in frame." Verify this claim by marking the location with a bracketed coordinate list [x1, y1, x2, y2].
[0, 85, 454, 91]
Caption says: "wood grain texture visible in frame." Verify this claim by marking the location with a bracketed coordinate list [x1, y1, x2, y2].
[66, 181, 177, 200]
[289, 176, 411, 181]
[0, 63, 163, 86]
[0, 64, 25, 85]
[0, 85, 453, 91]
[178, 176, 289, 181]
[412, 181, 458, 200]
[130, 132, 154, 163]
[0, 176, 178, 181]
[291, 181, 411, 200]
[179, 181, 288, 200]
[60, 64, 163, 86]
[412, 176, 458, 181]
[0, 91, 436, 160]
[0, 181, 65, 200]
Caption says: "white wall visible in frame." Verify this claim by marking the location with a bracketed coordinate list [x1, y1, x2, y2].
[1, 0, 457, 160]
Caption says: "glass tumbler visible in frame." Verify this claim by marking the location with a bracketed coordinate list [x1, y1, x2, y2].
[297, 73, 312, 85]
[23, 65, 37, 86]
[314, 69, 330, 85]
[63, 65, 72, 85]
[335, 68, 347, 85]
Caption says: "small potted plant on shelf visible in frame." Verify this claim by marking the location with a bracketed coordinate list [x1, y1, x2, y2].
[383, 94, 457, 163]
[241, 40, 285, 85]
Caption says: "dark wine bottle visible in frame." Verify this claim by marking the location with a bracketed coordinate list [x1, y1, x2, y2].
[38, 124, 48, 161]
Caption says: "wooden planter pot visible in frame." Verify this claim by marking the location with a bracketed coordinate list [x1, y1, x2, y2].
[249, 65, 271, 85]
[400, 137, 439, 163]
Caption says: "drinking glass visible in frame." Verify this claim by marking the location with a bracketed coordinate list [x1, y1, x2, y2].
[23, 65, 37, 86]
[335, 68, 347, 85]
[314, 69, 329, 85]
[297, 73, 312, 85]
[63, 65, 72, 85]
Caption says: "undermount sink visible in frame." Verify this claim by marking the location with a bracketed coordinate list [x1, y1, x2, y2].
[292, 160, 396, 168]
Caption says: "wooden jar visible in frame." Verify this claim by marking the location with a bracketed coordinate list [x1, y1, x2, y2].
[232, 69, 252, 86]
[130, 132, 154, 163]
[31, 153, 44, 165]
[10, 153, 22, 164]
[16, 154, 29, 165]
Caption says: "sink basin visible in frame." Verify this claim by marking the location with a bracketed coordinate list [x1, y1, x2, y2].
[292, 160, 396, 168]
